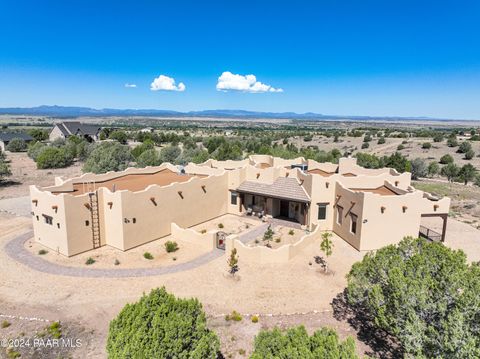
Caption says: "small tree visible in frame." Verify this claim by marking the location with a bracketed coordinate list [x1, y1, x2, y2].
[107, 288, 220, 358]
[440, 154, 454, 164]
[458, 141, 472, 154]
[377, 137, 386, 145]
[108, 130, 128, 144]
[262, 225, 274, 247]
[320, 232, 334, 273]
[421, 142, 432, 149]
[83, 142, 133, 174]
[441, 163, 459, 182]
[458, 164, 477, 185]
[447, 137, 458, 147]
[36, 147, 73, 169]
[6, 138, 27, 152]
[464, 149, 475, 160]
[227, 248, 239, 277]
[427, 161, 440, 177]
[410, 158, 427, 180]
[0, 158, 11, 182]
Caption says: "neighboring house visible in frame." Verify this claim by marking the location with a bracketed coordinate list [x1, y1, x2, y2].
[49, 122, 102, 142]
[0, 132, 34, 152]
[29, 155, 450, 256]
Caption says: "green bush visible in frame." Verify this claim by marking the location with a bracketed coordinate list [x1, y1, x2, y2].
[38, 249, 48, 255]
[458, 141, 472, 154]
[440, 154, 454, 164]
[85, 257, 95, 265]
[83, 142, 133, 174]
[27, 141, 47, 161]
[465, 149, 475, 160]
[36, 146, 73, 169]
[47, 321, 62, 339]
[397, 144, 405, 151]
[165, 241, 178, 253]
[0, 158, 12, 182]
[251, 315, 259, 323]
[288, 229, 295, 235]
[107, 287, 220, 358]
[6, 138, 27, 152]
[421, 142, 432, 149]
[218, 223, 224, 229]
[143, 252, 154, 260]
[251, 326, 358, 359]
[377, 137, 386, 144]
[1, 320, 11, 328]
[225, 310, 242, 322]
[109, 130, 128, 144]
[136, 149, 161, 168]
[28, 128, 49, 142]
[347, 237, 480, 358]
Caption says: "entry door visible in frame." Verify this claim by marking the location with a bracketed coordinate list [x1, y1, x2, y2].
[280, 200, 289, 217]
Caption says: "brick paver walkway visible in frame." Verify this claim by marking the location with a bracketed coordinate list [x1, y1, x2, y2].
[5, 231, 224, 278]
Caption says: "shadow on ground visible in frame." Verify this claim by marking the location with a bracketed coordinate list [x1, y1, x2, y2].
[331, 290, 402, 359]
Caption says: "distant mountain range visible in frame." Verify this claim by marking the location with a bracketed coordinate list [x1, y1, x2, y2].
[0, 105, 462, 121]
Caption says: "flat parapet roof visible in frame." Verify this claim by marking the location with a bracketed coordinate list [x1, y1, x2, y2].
[349, 185, 400, 196]
[307, 169, 335, 177]
[51, 169, 204, 196]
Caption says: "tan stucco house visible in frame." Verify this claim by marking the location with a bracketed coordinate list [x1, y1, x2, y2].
[29, 155, 450, 256]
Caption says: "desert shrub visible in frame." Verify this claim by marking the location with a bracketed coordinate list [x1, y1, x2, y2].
[159, 145, 182, 164]
[47, 321, 62, 339]
[458, 141, 472, 154]
[251, 315, 259, 323]
[28, 128, 49, 141]
[6, 138, 27, 152]
[225, 310, 242, 322]
[6, 349, 20, 358]
[108, 130, 128, 144]
[441, 163, 459, 181]
[427, 161, 439, 177]
[131, 140, 154, 159]
[136, 149, 161, 167]
[218, 223, 224, 229]
[397, 144, 405, 151]
[251, 326, 358, 359]
[361, 142, 369, 149]
[200, 229, 207, 234]
[288, 229, 295, 235]
[465, 149, 475, 160]
[433, 133, 444, 142]
[36, 146, 73, 169]
[85, 257, 95, 265]
[38, 249, 48, 255]
[347, 237, 480, 358]
[114, 259, 120, 266]
[410, 158, 427, 179]
[447, 137, 458, 147]
[1, 320, 11, 328]
[27, 141, 47, 161]
[0, 158, 12, 182]
[107, 287, 219, 358]
[83, 142, 133, 174]
[377, 137, 386, 144]
[421, 142, 432, 149]
[165, 241, 178, 253]
[440, 154, 454, 164]
[274, 237, 281, 243]
[143, 252, 154, 260]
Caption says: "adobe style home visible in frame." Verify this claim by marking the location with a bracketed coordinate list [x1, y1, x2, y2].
[49, 121, 102, 142]
[29, 155, 450, 257]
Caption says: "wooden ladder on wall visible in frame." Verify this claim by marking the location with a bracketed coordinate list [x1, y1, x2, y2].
[89, 192, 101, 249]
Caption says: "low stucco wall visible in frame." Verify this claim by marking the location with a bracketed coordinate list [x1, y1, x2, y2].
[170, 223, 216, 251]
[225, 226, 320, 264]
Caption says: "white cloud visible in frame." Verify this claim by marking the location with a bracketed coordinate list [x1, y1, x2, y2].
[124, 83, 137, 88]
[216, 71, 283, 93]
[150, 75, 186, 92]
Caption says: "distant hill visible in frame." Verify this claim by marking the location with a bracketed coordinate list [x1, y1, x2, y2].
[0, 105, 461, 121]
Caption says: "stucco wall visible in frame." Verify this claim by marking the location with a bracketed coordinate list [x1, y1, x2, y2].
[170, 223, 216, 251]
[116, 173, 229, 250]
[225, 226, 320, 264]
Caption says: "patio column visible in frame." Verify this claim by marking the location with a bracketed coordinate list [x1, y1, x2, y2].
[441, 214, 448, 242]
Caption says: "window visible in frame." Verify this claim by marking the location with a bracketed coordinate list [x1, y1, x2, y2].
[43, 214, 53, 225]
[336, 205, 343, 225]
[350, 214, 358, 234]
[231, 192, 238, 205]
[317, 203, 327, 220]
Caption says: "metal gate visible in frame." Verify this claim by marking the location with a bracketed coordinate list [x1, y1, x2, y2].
[216, 231, 226, 250]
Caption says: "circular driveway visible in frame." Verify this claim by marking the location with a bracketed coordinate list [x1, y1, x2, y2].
[5, 231, 224, 278]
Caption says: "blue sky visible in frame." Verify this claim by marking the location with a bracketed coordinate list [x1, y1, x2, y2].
[0, 0, 479, 119]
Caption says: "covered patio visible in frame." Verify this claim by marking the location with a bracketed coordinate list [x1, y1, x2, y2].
[234, 177, 311, 225]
